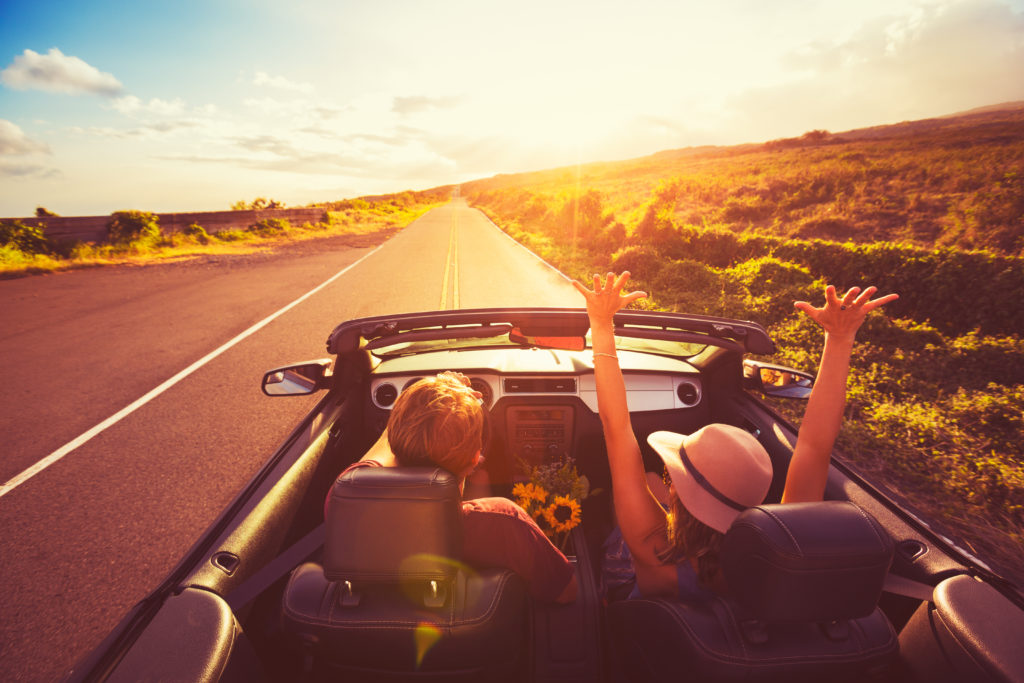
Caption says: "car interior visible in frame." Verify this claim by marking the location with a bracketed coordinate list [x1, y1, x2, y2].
[94, 310, 1024, 683]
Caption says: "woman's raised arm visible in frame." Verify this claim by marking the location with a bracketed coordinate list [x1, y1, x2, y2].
[782, 285, 898, 503]
[572, 273, 669, 569]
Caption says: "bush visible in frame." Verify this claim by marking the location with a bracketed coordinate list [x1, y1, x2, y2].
[0, 219, 51, 254]
[248, 218, 290, 236]
[107, 211, 162, 244]
[610, 245, 663, 282]
[183, 223, 209, 244]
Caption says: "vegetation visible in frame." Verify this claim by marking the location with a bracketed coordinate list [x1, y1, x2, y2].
[1, 191, 445, 277]
[467, 105, 1024, 584]
[231, 197, 286, 210]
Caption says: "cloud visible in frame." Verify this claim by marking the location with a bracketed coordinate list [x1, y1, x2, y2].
[70, 120, 199, 139]
[0, 48, 123, 97]
[0, 119, 50, 156]
[112, 95, 187, 116]
[0, 160, 60, 179]
[253, 71, 313, 93]
[392, 95, 462, 115]
[726, 0, 1024, 139]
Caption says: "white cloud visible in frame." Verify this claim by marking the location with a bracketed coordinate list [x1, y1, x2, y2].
[392, 95, 462, 115]
[112, 95, 187, 116]
[725, 0, 1024, 139]
[0, 160, 60, 179]
[0, 48, 122, 97]
[0, 119, 50, 156]
[253, 71, 313, 93]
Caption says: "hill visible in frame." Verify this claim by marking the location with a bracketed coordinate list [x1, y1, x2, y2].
[462, 103, 1024, 254]
[460, 104, 1024, 587]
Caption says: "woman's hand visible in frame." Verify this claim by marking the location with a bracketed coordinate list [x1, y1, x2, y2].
[571, 272, 647, 327]
[794, 285, 898, 343]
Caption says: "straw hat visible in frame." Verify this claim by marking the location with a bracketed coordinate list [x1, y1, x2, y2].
[647, 424, 773, 533]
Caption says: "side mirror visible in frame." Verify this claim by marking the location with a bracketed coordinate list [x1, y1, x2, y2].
[262, 359, 333, 396]
[743, 359, 814, 399]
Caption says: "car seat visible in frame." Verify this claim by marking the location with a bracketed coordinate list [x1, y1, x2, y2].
[281, 466, 529, 682]
[606, 501, 899, 682]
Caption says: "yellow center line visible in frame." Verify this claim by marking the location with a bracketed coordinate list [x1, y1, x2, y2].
[452, 210, 460, 309]
[439, 207, 459, 309]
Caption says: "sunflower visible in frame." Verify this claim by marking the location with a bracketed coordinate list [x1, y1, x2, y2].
[512, 482, 549, 515]
[542, 495, 582, 534]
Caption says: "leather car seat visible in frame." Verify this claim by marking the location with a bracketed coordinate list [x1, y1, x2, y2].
[281, 466, 529, 682]
[606, 501, 899, 682]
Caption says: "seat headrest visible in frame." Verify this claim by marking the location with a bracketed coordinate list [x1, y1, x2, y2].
[323, 466, 463, 583]
[721, 501, 894, 623]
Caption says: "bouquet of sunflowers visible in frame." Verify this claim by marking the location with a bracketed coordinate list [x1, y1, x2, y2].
[512, 455, 593, 551]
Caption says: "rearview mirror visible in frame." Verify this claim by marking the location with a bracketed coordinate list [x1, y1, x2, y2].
[509, 327, 585, 351]
[262, 359, 332, 396]
[743, 360, 814, 399]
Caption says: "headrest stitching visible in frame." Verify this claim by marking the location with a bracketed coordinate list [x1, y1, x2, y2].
[757, 506, 803, 555]
[850, 503, 889, 551]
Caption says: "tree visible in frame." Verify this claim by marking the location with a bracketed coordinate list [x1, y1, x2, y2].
[35, 206, 58, 217]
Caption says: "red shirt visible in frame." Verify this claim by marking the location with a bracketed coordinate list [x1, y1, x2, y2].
[325, 462, 575, 602]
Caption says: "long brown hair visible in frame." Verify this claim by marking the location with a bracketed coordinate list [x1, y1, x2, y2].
[656, 493, 725, 589]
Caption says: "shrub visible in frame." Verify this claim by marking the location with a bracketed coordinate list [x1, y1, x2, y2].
[214, 229, 247, 242]
[248, 218, 290, 236]
[183, 222, 209, 244]
[0, 219, 51, 254]
[107, 211, 162, 244]
[610, 245, 663, 282]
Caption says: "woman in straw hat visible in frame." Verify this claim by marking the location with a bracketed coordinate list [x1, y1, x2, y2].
[572, 271, 898, 599]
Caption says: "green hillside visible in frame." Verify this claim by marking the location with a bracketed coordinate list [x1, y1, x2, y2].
[464, 103, 1024, 585]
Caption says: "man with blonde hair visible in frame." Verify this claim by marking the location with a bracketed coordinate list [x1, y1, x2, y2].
[327, 372, 578, 603]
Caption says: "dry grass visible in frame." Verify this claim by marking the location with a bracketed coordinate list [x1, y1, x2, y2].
[0, 196, 443, 279]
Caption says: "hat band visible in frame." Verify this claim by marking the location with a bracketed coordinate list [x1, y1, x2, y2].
[678, 444, 747, 512]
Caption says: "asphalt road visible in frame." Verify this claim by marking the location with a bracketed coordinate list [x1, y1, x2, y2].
[0, 200, 582, 682]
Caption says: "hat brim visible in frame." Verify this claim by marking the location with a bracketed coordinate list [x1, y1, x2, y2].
[647, 430, 743, 534]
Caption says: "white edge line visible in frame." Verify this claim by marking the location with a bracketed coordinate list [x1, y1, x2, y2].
[474, 207, 573, 283]
[0, 244, 383, 500]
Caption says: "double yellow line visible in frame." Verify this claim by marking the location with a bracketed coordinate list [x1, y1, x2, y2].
[439, 207, 460, 310]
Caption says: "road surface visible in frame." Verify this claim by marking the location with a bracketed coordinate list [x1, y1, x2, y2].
[0, 200, 582, 682]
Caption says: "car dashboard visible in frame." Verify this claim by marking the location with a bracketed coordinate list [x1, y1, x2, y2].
[365, 347, 708, 487]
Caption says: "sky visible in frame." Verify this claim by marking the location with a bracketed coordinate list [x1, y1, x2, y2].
[1, 0, 1023, 216]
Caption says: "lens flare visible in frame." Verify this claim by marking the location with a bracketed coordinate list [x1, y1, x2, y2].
[414, 623, 442, 669]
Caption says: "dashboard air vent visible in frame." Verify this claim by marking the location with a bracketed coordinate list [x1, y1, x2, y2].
[676, 381, 700, 407]
[374, 383, 398, 407]
[503, 377, 576, 393]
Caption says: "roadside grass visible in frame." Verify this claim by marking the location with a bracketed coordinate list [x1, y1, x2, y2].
[0, 199, 441, 278]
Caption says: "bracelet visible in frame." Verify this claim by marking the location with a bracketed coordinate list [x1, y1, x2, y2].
[593, 352, 619, 361]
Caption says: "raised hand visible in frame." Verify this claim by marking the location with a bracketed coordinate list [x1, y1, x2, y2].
[571, 272, 648, 327]
[794, 285, 898, 342]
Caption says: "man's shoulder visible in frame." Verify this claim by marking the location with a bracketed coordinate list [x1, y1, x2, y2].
[462, 497, 533, 523]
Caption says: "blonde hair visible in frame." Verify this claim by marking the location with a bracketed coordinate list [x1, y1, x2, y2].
[387, 375, 484, 476]
[658, 493, 725, 589]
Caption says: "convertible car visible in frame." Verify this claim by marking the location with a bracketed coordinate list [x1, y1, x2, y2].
[66, 308, 1024, 682]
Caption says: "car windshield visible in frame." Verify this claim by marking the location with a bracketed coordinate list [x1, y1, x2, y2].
[369, 330, 708, 359]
